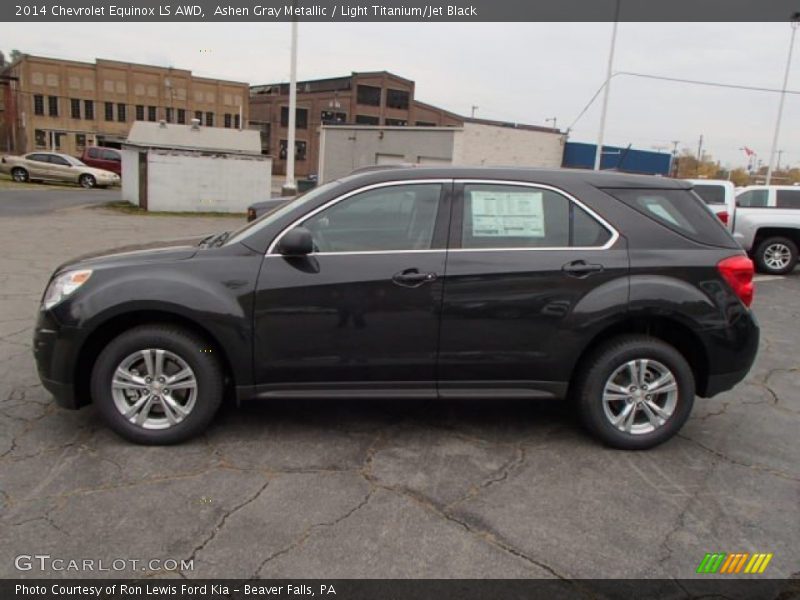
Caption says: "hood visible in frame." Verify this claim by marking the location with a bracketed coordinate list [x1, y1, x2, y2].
[57, 237, 203, 272]
[81, 165, 119, 178]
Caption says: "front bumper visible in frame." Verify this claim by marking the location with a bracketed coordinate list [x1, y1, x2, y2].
[33, 311, 86, 410]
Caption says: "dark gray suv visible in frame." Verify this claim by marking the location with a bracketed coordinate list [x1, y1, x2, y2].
[34, 167, 758, 448]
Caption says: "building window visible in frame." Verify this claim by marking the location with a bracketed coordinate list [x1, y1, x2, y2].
[194, 110, 202, 122]
[48, 96, 59, 117]
[34, 129, 46, 147]
[148, 106, 157, 122]
[234, 114, 240, 129]
[321, 110, 347, 124]
[386, 89, 410, 110]
[104, 102, 114, 121]
[68, 99, 80, 119]
[279, 139, 307, 161]
[33, 95, 45, 116]
[84, 100, 94, 120]
[280, 107, 308, 129]
[117, 104, 127, 122]
[385, 118, 407, 126]
[356, 85, 381, 106]
[205, 112, 214, 126]
[224, 113, 232, 128]
[415, 121, 436, 127]
[355, 115, 380, 125]
[177, 109, 186, 124]
[75, 133, 86, 148]
[135, 105, 144, 121]
[166, 107, 174, 123]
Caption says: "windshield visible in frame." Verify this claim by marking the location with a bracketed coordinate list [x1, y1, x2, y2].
[224, 180, 342, 246]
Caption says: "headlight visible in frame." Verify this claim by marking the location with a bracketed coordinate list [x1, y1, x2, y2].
[42, 269, 92, 310]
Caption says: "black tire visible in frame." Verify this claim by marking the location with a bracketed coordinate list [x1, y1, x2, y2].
[11, 167, 29, 183]
[91, 325, 224, 444]
[79, 173, 96, 189]
[754, 236, 798, 275]
[573, 335, 695, 450]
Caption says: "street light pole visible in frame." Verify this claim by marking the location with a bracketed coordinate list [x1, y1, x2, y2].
[766, 15, 799, 186]
[594, 0, 621, 171]
[283, 17, 299, 195]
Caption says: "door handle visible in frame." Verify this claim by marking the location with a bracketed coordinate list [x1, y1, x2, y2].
[392, 268, 438, 288]
[562, 260, 604, 277]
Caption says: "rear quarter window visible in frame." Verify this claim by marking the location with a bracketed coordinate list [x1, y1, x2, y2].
[604, 187, 736, 248]
[776, 189, 800, 208]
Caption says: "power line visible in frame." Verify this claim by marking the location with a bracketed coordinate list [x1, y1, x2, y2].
[568, 71, 800, 133]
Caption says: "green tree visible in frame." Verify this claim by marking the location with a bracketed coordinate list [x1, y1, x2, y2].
[9, 49, 22, 63]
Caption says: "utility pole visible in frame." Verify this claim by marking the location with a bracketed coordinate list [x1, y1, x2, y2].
[766, 15, 799, 185]
[594, 0, 621, 171]
[471, 105, 479, 118]
[696, 134, 704, 161]
[777, 149, 784, 172]
[282, 16, 299, 196]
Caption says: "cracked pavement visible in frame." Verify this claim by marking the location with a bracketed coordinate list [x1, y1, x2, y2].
[0, 190, 798, 580]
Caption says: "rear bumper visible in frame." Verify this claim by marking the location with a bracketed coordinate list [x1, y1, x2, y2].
[701, 310, 760, 397]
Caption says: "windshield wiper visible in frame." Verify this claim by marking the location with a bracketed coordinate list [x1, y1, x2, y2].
[202, 231, 231, 248]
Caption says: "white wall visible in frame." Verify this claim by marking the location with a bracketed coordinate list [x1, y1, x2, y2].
[120, 148, 139, 205]
[145, 150, 272, 213]
[319, 127, 456, 182]
[451, 122, 564, 168]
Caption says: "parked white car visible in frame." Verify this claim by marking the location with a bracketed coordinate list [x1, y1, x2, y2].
[732, 185, 800, 274]
[0, 152, 120, 189]
[685, 179, 736, 229]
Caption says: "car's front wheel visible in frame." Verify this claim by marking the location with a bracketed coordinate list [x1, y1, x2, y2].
[79, 173, 96, 189]
[91, 326, 224, 444]
[11, 167, 29, 183]
[754, 236, 797, 275]
[573, 335, 695, 450]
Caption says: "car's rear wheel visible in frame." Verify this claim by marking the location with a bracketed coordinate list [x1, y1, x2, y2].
[11, 167, 29, 183]
[91, 326, 224, 444]
[573, 335, 695, 450]
[754, 236, 797, 275]
[79, 173, 96, 189]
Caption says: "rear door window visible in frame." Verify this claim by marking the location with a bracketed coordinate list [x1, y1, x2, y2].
[776, 189, 800, 209]
[605, 188, 736, 248]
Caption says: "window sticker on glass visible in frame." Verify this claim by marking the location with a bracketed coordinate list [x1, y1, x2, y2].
[470, 191, 545, 238]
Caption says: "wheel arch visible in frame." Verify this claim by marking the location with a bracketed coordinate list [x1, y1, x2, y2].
[568, 314, 711, 398]
[74, 309, 237, 408]
[753, 227, 800, 251]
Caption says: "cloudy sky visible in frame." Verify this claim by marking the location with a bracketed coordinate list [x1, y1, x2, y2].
[3, 22, 799, 168]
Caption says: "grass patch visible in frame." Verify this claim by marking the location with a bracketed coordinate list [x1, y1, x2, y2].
[99, 201, 246, 218]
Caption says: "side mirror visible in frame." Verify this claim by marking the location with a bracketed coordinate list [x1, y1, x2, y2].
[278, 226, 314, 256]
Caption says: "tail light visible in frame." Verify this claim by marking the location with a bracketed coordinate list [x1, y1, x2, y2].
[718, 255, 754, 307]
[716, 210, 729, 225]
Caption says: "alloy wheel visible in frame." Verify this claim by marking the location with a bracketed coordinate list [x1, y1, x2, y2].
[764, 243, 792, 271]
[111, 348, 198, 430]
[602, 359, 678, 435]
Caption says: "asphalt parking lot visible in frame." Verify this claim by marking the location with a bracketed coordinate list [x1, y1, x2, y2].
[0, 188, 797, 580]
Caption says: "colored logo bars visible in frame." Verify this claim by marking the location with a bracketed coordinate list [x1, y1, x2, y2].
[696, 552, 773, 574]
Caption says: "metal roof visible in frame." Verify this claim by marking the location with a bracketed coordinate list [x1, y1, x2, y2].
[124, 121, 262, 155]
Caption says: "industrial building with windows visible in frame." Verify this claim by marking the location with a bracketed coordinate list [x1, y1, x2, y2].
[249, 71, 468, 178]
[0, 54, 250, 156]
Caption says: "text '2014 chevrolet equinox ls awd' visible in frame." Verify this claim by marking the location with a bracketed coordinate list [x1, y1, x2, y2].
[33, 168, 759, 449]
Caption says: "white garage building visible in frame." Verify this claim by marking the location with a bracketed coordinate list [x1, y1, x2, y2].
[121, 120, 272, 213]
[318, 121, 565, 182]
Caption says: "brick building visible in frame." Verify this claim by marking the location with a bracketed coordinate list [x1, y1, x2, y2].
[0, 54, 249, 156]
[249, 71, 464, 178]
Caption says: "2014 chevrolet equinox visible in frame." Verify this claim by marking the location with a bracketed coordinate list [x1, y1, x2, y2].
[33, 168, 759, 449]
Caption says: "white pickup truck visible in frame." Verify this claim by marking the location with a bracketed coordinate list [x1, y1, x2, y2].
[685, 179, 736, 229]
[732, 185, 800, 274]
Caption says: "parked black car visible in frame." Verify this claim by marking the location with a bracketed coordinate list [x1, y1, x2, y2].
[34, 167, 758, 448]
[247, 196, 293, 222]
